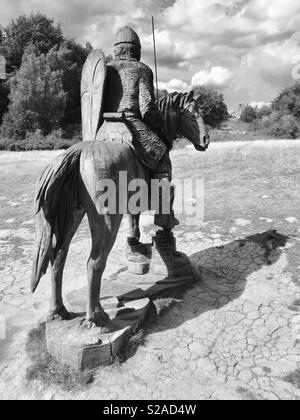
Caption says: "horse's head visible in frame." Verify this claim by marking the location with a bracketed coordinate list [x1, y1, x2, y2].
[177, 91, 210, 152]
[157, 91, 210, 152]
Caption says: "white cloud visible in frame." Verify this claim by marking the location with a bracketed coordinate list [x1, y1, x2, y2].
[1, 0, 300, 108]
[159, 65, 233, 92]
[158, 78, 190, 92]
[191, 66, 233, 88]
[249, 101, 271, 109]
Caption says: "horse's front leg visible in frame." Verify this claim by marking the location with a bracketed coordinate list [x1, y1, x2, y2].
[127, 213, 141, 245]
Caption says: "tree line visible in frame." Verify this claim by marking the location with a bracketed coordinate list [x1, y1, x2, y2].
[240, 83, 300, 139]
[0, 13, 229, 150]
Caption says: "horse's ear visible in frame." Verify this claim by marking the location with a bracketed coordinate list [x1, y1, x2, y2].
[188, 90, 194, 102]
[194, 93, 201, 102]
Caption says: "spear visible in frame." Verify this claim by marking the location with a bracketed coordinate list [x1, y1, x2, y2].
[152, 16, 159, 100]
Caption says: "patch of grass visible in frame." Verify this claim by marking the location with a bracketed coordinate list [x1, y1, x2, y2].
[153, 297, 181, 316]
[151, 284, 189, 315]
[236, 387, 260, 400]
[293, 300, 300, 306]
[116, 329, 146, 363]
[115, 289, 185, 363]
[283, 369, 300, 389]
[289, 300, 300, 312]
[173, 138, 190, 150]
[26, 324, 94, 391]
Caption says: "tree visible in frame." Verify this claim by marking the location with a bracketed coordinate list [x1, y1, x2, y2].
[272, 82, 300, 120]
[262, 112, 299, 139]
[192, 85, 229, 127]
[0, 81, 9, 124]
[256, 104, 272, 120]
[0, 13, 92, 130]
[0, 13, 64, 123]
[1, 46, 67, 139]
[240, 105, 257, 123]
[156, 88, 168, 100]
[49, 40, 90, 128]
[0, 13, 63, 73]
[0, 25, 6, 45]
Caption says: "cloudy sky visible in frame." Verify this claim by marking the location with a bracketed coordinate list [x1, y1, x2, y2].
[1, 0, 300, 109]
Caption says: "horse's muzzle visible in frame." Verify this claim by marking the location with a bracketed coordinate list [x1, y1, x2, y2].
[195, 135, 210, 151]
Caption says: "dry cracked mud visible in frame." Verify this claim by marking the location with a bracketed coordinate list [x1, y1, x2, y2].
[0, 141, 299, 400]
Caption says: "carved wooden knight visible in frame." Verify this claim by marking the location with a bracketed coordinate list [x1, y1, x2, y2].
[81, 26, 179, 248]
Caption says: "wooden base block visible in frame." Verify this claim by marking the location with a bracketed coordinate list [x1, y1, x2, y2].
[46, 297, 150, 371]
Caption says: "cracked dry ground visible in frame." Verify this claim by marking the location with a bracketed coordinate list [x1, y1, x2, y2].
[0, 141, 299, 400]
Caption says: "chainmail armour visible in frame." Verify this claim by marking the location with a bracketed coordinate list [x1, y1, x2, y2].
[103, 44, 169, 172]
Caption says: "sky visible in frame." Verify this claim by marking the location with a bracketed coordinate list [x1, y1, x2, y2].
[1, 0, 300, 110]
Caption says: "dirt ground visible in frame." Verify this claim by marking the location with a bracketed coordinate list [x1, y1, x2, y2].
[0, 140, 299, 400]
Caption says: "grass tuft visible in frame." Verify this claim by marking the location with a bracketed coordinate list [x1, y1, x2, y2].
[153, 297, 180, 316]
[26, 324, 94, 391]
[283, 369, 300, 389]
[116, 329, 146, 363]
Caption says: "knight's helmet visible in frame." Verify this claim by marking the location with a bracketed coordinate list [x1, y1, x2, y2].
[113, 26, 141, 61]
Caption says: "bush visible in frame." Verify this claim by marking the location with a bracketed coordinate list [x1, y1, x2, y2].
[272, 82, 300, 120]
[256, 111, 299, 139]
[240, 105, 257, 123]
[192, 85, 229, 128]
[0, 129, 78, 151]
[267, 113, 299, 139]
[256, 105, 272, 120]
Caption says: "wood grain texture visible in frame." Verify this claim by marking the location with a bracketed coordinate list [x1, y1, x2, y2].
[81, 49, 106, 142]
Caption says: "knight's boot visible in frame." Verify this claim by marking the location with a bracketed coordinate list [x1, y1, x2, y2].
[126, 237, 152, 275]
[150, 229, 194, 278]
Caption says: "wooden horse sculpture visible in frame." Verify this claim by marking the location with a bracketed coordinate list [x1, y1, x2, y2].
[31, 91, 209, 329]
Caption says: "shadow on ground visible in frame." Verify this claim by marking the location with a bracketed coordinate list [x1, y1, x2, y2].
[127, 230, 289, 353]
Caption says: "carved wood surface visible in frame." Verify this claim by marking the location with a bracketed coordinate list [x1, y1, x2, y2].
[81, 49, 106, 142]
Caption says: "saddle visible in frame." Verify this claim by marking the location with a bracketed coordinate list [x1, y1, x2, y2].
[96, 113, 133, 145]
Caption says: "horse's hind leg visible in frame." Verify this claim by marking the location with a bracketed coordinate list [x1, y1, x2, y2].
[86, 214, 123, 328]
[48, 209, 85, 321]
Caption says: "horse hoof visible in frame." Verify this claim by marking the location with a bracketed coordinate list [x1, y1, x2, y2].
[47, 305, 70, 322]
[85, 310, 112, 331]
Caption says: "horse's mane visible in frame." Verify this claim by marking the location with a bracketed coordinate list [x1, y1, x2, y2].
[155, 91, 195, 150]
[156, 91, 195, 113]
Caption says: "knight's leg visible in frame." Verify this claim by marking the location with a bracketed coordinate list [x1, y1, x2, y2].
[86, 214, 123, 328]
[127, 213, 141, 245]
[48, 209, 85, 321]
[153, 153, 179, 231]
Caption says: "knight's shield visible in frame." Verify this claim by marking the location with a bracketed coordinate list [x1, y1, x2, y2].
[81, 49, 106, 142]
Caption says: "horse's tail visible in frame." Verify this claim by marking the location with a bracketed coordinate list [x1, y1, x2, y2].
[31, 144, 83, 293]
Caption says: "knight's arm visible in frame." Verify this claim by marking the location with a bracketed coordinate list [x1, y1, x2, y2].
[139, 65, 163, 129]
